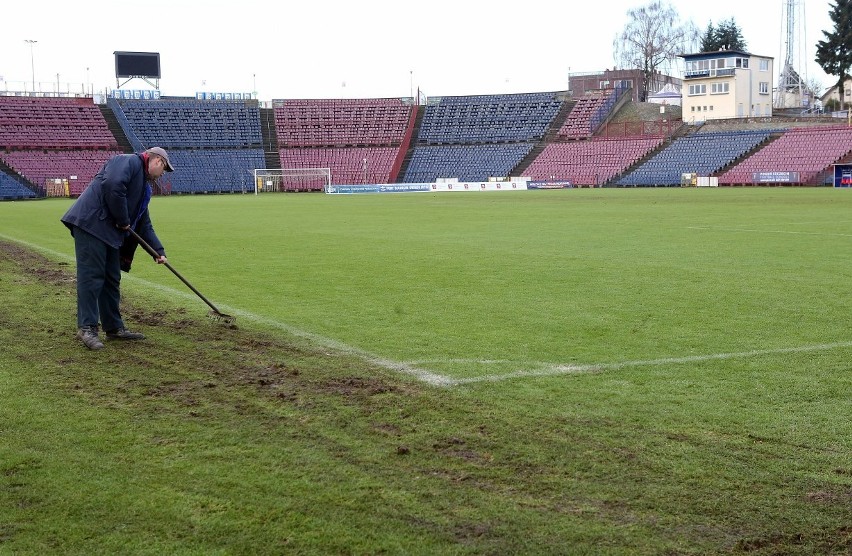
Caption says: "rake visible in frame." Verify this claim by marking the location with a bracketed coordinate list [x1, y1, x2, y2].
[127, 228, 236, 325]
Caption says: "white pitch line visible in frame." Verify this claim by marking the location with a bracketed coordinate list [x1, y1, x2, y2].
[688, 226, 852, 238]
[439, 341, 852, 385]
[0, 233, 454, 387]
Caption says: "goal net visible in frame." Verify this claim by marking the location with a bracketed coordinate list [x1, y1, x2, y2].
[253, 168, 332, 194]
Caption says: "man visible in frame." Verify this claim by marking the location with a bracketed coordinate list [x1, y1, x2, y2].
[61, 147, 174, 350]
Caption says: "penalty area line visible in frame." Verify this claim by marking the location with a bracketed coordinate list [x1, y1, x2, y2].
[440, 341, 852, 385]
[687, 226, 852, 238]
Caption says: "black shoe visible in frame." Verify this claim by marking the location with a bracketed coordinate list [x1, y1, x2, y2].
[106, 328, 145, 341]
[76, 326, 105, 350]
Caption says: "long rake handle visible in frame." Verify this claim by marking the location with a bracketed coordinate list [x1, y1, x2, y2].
[127, 228, 226, 316]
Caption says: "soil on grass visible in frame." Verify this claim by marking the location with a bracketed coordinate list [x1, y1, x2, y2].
[0, 240, 411, 408]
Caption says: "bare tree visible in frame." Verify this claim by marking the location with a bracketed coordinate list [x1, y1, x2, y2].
[613, 1, 699, 101]
[807, 77, 824, 98]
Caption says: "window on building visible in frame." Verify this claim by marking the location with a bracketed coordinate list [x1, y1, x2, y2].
[759, 59, 769, 71]
[711, 82, 730, 94]
[689, 84, 707, 95]
[759, 82, 769, 94]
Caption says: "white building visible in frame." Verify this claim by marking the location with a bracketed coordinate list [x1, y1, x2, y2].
[679, 50, 774, 121]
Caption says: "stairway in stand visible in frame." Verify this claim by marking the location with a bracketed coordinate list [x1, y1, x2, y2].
[260, 108, 281, 170]
[394, 105, 426, 182]
[98, 105, 133, 153]
[510, 100, 576, 177]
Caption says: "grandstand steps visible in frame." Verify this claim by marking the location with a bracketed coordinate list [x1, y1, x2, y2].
[98, 105, 133, 153]
[545, 101, 576, 142]
[608, 127, 692, 186]
[510, 101, 576, 177]
[711, 132, 784, 177]
[608, 145, 666, 186]
[394, 105, 426, 182]
[260, 108, 281, 169]
[510, 142, 546, 178]
[592, 86, 633, 138]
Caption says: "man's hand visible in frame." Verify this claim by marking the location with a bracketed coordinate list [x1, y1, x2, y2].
[155, 256, 168, 265]
[117, 224, 130, 231]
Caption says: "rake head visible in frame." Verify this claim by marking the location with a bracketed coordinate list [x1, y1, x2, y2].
[208, 309, 237, 326]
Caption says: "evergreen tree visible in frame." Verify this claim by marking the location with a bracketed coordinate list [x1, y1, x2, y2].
[815, 0, 852, 105]
[699, 18, 746, 52]
[700, 22, 717, 52]
[715, 18, 748, 51]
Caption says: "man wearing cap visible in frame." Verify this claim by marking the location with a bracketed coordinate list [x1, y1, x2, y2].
[61, 147, 175, 350]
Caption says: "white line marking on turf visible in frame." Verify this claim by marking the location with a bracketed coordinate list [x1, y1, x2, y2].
[437, 341, 852, 385]
[0, 234, 454, 387]
[688, 226, 852, 238]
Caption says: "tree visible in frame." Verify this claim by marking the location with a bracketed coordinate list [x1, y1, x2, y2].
[699, 22, 717, 52]
[700, 18, 747, 52]
[613, 1, 700, 101]
[806, 77, 824, 98]
[815, 0, 852, 105]
[714, 18, 748, 51]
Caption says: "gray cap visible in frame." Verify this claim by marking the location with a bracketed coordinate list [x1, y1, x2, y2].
[145, 147, 175, 172]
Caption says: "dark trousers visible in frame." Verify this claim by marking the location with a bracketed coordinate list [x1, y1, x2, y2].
[73, 227, 125, 331]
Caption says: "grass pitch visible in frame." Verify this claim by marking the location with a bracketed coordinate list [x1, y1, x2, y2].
[0, 188, 850, 554]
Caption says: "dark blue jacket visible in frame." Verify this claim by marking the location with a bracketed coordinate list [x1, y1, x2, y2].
[61, 153, 165, 265]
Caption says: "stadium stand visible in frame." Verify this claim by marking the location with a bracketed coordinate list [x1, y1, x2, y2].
[0, 149, 124, 196]
[275, 98, 411, 147]
[0, 97, 118, 149]
[556, 86, 627, 140]
[114, 99, 262, 148]
[279, 146, 398, 186]
[5, 86, 852, 197]
[159, 148, 271, 193]
[404, 144, 535, 183]
[526, 137, 666, 187]
[0, 171, 36, 199]
[272, 98, 416, 189]
[400, 92, 564, 183]
[0, 96, 124, 196]
[415, 92, 562, 144]
[717, 125, 852, 185]
[615, 130, 773, 187]
[109, 98, 266, 193]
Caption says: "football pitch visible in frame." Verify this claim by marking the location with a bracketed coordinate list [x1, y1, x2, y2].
[4, 188, 852, 386]
[1, 188, 850, 553]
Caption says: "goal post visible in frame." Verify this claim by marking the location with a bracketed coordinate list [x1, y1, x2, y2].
[253, 168, 332, 194]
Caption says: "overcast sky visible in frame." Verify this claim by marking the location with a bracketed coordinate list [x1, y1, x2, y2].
[0, 0, 836, 100]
